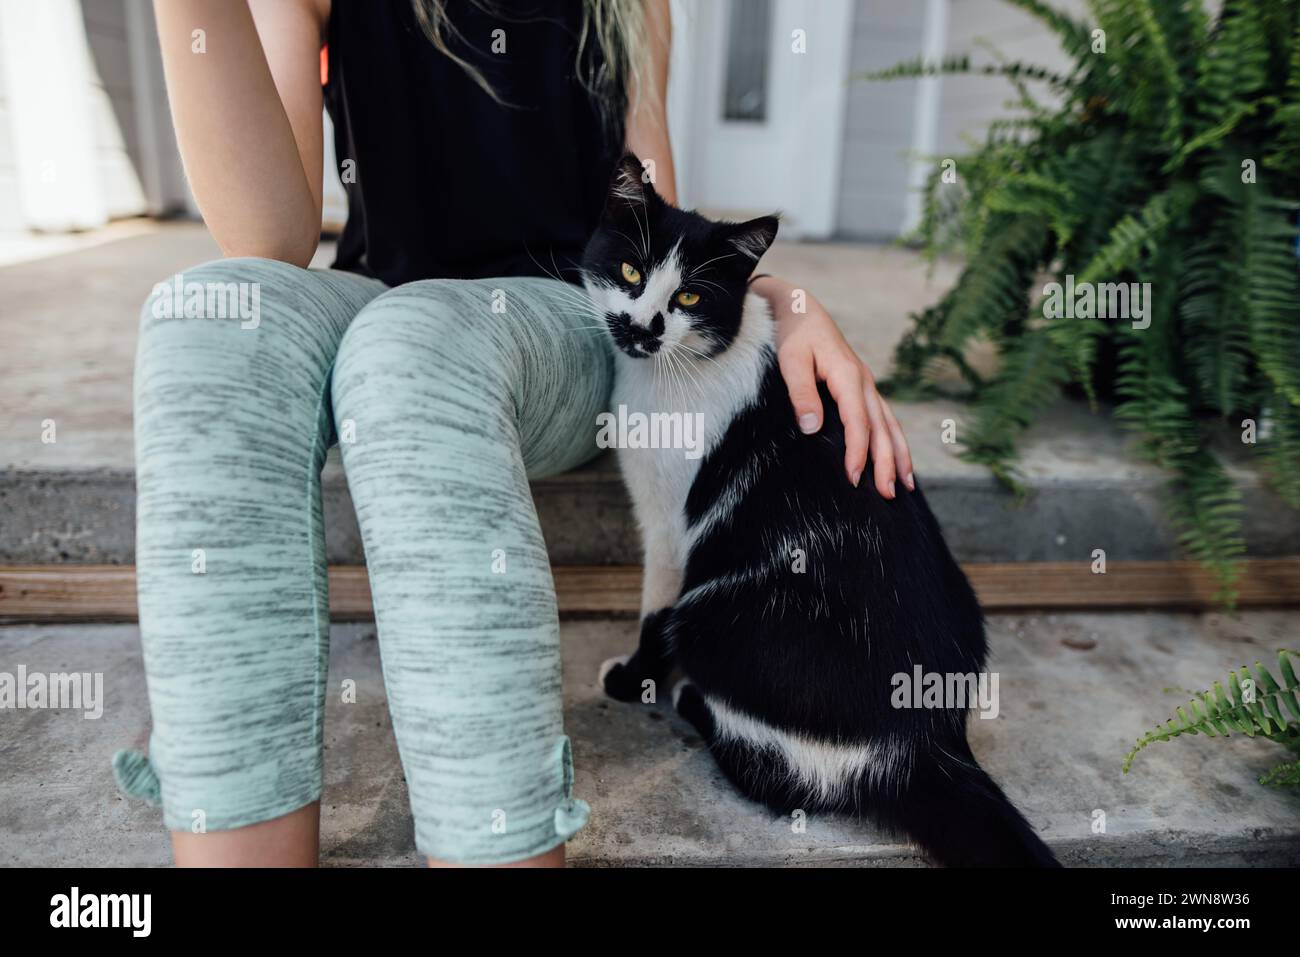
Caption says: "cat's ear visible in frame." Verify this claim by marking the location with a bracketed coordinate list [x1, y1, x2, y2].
[722, 214, 780, 264]
[603, 153, 657, 217]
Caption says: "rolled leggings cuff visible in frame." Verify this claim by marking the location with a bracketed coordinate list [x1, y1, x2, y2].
[412, 735, 590, 865]
[110, 737, 587, 858]
[112, 746, 322, 834]
[112, 749, 162, 807]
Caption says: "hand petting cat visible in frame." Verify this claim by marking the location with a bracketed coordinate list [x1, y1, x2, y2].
[749, 274, 915, 499]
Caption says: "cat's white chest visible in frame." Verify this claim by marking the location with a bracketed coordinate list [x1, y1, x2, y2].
[607, 294, 776, 549]
[611, 366, 707, 544]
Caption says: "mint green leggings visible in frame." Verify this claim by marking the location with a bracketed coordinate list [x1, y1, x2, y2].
[113, 257, 611, 863]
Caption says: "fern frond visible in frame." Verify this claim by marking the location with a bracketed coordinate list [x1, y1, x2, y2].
[1166, 450, 1245, 592]
[940, 215, 1048, 351]
[1056, 130, 1142, 266]
[1114, 264, 1245, 592]
[1239, 197, 1300, 407]
[1123, 650, 1300, 773]
[1131, 0, 1190, 142]
[1048, 185, 1192, 399]
[1198, 0, 1269, 124]
[1255, 394, 1300, 507]
[860, 55, 1071, 90]
[1178, 165, 1258, 414]
[960, 327, 1069, 491]
[1263, 17, 1300, 178]
[1260, 760, 1300, 788]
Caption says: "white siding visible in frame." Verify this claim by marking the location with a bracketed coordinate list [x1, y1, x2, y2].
[837, 0, 1088, 239]
[0, 21, 21, 231]
[935, 0, 1085, 158]
[79, 0, 147, 219]
[835, 0, 930, 239]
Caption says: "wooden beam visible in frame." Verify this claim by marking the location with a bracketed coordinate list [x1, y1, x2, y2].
[966, 560, 1300, 610]
[0, 560, 1297, 623]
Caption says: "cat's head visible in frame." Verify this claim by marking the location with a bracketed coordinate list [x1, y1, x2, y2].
[581, 153, 778, 361]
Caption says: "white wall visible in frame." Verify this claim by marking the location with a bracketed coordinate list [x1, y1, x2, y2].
[835, 0, 1087, 240]
[935, 0, 1085, 158]
[0, 0, 157, 232]
[0, 14, 21, 232]
[835, 0, 931, 238]
[123, 0, 194, 217]
[79, 0, 148, 219]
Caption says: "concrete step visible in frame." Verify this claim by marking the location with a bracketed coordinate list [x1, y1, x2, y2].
[3, 611, 1299, 866]
[4, 221, 1298, 566]
[7, 414, 1300, 567]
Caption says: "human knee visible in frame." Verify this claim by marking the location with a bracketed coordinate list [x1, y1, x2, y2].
[332, 279, 515, 428]
[134, 257, 341, 464]
[138, 256, 312, 337]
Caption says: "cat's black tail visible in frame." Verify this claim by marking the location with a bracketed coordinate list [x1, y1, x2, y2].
[878, 740, 1060, 868]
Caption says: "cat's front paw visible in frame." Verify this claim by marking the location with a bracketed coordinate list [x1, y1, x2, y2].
[597, 654, 643, 703]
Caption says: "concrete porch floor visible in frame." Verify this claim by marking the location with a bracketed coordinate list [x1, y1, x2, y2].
[2, 610, 1299, 867]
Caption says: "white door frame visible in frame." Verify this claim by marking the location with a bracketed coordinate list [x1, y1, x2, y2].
[672, 0, 853, 239]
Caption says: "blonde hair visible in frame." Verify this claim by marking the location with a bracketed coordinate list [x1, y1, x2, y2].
[410, 0, 652, 121]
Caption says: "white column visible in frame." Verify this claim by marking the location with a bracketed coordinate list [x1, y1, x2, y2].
[0, 0, 108, 231]
[901, 0, 948, 236]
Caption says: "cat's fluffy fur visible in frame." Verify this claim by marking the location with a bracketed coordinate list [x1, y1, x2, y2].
[581, 154, 1058, 868]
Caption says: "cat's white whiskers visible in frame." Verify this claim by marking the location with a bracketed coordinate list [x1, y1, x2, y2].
[666, 346, 706, 397]
[656, 350, 685, 403]
[663, 349, 695, 405]
[628, 199, 651, 261]
[691, 278, 727, 295]
[676, 341, 721, 367]
[522, 250, 607, 315]
[524, 246, 572, 285]
[686, 252, 737, 279]
[610, 228, 646, 261]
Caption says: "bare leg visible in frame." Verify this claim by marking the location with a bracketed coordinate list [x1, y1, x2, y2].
[171, 801, 320, 867]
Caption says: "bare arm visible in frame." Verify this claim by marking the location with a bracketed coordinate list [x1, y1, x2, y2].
[623, 0, 676, 205]
[153, 0, 327, 265]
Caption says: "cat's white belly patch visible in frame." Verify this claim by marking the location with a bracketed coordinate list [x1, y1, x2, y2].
[704, 695, 906, 802]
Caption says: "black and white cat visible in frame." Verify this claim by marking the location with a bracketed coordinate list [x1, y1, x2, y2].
[580, 154, 1058, 868]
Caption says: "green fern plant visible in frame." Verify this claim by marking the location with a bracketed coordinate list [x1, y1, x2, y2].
[1123, 650, 1300, 787]
[868, 0, 1300, 599]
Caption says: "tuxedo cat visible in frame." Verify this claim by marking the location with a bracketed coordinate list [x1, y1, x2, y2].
[580, 154, 1058, 868]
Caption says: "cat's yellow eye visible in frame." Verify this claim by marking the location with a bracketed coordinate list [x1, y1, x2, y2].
[675, 290, 701, 307]
[621, 262, 641, 284]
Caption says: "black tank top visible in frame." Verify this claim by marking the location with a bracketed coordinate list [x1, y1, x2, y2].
[324, 0, 625, 286]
